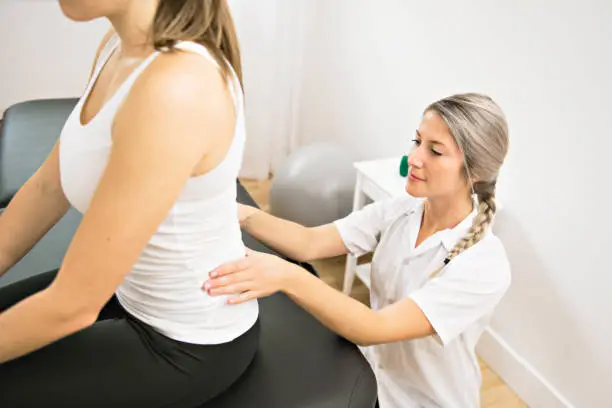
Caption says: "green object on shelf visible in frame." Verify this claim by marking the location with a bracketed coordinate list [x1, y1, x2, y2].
[399, 155, 409, 177]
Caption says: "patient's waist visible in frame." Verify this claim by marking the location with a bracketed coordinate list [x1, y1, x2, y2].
[115, 276, 258, 344]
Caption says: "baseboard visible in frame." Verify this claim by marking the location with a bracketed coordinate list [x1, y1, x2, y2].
[477, 327, 575, 408]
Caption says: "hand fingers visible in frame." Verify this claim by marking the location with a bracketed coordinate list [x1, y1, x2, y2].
[209, 257, 250, 278]
[227, 291, 261, 305]
[208, 248, 262, 278]
[203, 270, 251, 291]
[207, 281, 254, 297]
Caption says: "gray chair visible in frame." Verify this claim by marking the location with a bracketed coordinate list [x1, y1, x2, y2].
[0, 98, 377, 407]
[0, 98, 81, 287]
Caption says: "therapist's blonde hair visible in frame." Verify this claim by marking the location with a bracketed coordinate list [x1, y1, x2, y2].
[425, 93, 509, 277]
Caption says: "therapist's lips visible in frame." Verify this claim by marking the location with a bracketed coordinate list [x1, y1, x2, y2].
[409, 172, 425, 182]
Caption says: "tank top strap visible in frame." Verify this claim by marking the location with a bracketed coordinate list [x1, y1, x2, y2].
[172, 41, 243, 110]
[93, 33, 120, 78]
[172, 41, 221, 68]
[87, 33, 161, 102]
[81, 33, 120, 103]
[126, 50, 163, 85]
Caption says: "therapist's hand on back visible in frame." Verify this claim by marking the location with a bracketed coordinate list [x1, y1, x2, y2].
[203, 248, 296, 304]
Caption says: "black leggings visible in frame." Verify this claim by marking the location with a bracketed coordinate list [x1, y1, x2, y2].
[0, 270, 260, 407]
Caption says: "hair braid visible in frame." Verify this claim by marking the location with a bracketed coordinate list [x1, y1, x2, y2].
[429, 183, 498, 279]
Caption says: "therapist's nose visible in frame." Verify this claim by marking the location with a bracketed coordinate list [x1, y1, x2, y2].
[408, 147, 424, 169]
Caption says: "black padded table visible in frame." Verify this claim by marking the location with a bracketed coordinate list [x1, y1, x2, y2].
[0, 99, 378, 407]
[200, 183, 377, 408]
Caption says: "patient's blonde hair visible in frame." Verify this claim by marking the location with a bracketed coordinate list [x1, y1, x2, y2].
[152, 0, 243, 88]
[426, 93, 509, 277]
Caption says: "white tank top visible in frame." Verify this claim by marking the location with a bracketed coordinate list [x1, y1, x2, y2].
[58, 34, 258, 344]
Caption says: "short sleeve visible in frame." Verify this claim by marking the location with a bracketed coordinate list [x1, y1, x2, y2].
[409, 238, 511, 346]
[333, 197, 416, 257]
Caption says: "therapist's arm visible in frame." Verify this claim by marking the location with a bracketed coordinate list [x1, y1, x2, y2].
[240, 207, 348, 262]
[0, 51, 229, 363]
[205, 249, 435, 346]
[283, 265, 435, 346]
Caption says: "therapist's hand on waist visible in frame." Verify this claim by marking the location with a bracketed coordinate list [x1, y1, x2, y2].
[203, 248, 297, 304]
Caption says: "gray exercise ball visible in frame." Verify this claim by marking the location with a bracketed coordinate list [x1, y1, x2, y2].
[270, 143, 357, 227]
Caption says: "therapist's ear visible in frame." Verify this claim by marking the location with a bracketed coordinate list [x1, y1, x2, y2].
[462, 166, 479, 184]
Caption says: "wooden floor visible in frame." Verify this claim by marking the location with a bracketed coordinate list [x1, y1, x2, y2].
[240, 177, 527, 408]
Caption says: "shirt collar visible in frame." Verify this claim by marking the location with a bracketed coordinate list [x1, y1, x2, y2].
[440, 195, 479, 252]
[408, 196, 479, 253]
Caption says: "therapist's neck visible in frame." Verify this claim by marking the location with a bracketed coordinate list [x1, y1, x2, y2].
[423, 192, 473, 232]
[108, 0, 158, 58]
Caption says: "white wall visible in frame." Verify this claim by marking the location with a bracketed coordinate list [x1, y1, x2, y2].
[0, 1, 109, 115]
[296, 1, 611, 406]
[228, 0, 315, 178]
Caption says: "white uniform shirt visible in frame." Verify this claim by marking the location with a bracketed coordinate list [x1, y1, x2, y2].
[334, 196, 511, 408]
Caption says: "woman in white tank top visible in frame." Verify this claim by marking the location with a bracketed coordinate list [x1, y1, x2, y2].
[0, 1, 259, 406]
